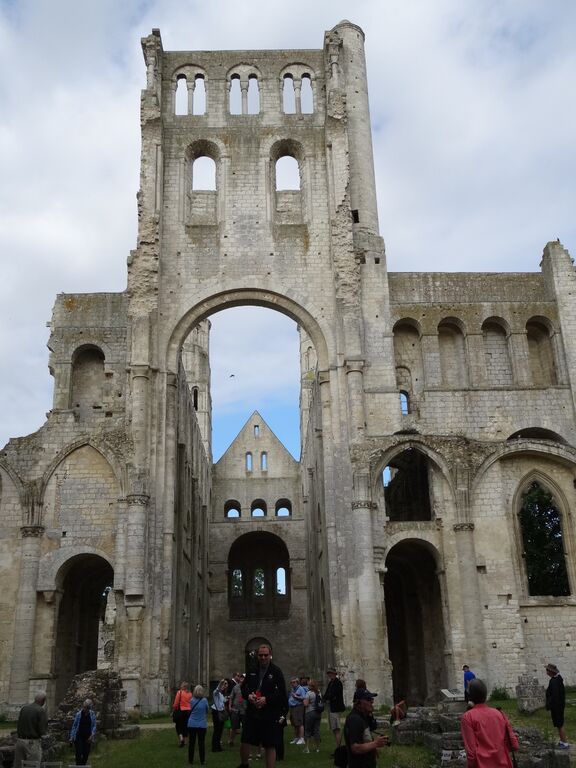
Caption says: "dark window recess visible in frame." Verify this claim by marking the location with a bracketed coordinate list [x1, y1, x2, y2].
[351, 209, 360, 223]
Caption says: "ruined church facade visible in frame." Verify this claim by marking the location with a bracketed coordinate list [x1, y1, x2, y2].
[1, 22, 576, 715]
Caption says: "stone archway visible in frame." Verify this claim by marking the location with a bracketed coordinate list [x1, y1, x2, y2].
[53, 554, 114, 701]
[384, 540, 447, 705]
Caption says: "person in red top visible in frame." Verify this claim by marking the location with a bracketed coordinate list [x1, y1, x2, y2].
[172, 681, 193, 748]
[461, 679, 518, 768]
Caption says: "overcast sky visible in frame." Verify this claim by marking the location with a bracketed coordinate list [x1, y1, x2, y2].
[1, 0, 575, 458]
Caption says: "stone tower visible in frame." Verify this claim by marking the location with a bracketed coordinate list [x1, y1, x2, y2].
[1, 23, 576, 715]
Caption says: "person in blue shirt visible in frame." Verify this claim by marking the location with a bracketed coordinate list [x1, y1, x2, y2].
[463, 665, 476, 704]
[69, 699, 97, 766]
[187, 685, 210, 766]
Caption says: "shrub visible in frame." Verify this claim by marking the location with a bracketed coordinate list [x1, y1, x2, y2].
[489, 685, 510, 700]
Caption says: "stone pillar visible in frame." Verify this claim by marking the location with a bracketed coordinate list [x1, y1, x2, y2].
[131, 364, 150, 469]
[241, 81, 248, 115]
[9, 526, 44, 705]
[509, 330, 531, 387]
[541, 241, 576, 414]
[453, 523, 487, 673]
[294, 78, 302, 114]
[331, 21, 379, 231]
[467, 333, 486, 386]
[346, 359, 366, 439]
[187, 79, 194, 115]
[125, 493, 149, 597]
[422, 332, 442, 387]
[33, 589, 63, 709]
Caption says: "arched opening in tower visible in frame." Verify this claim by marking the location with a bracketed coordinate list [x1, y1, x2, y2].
[384, 540, 447, 705]
[53, 554, 114, 702]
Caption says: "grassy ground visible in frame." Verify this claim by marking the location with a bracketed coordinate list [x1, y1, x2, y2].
[490, 687, 576, 743]
[91, 721, 434, 768]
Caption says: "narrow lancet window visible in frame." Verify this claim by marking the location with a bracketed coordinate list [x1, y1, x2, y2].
[282, 75, 296, 113]
[247, 75, 260, 114]
[175, 76, 188, 115]
[193, 75, 206, 115]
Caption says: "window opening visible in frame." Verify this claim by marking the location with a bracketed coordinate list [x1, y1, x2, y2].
[300, 74, 313, 113]
[229, 75, 242, 114]
[275, 156, 300, 190]
[247, 75, 260, 114]
[351, 209, 360, 223]
[275, 499, 292, 517]
[261, 452, 268, 471]
[246, 452, 253, 471]
[175, 76, 188, 115]
[192, 156, 216, 191]
[225, 500, 241, 518]
[519, 481, 570, 596]
[399, 391, 409, 416]
[282, 75, 296, 113]
[192, 387, 199, 411]
[231, 569, 243, 596]
[193, 75, 206, 115]
[383, 449, 432, 522]
[254, 424, 260, 437]
[253, 568, 265, 597]
[251, 500, 267, 517]
[228, 532, 290, 619]
[276, 567, 286, 595]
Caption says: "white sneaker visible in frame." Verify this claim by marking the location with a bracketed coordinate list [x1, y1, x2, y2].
[296, 738, 306, 745]
[303, 748, 310, 753]
[290, 738, 298, 744]
[558, 742, 570, 749]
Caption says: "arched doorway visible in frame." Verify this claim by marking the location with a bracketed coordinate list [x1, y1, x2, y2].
[384, 540, 446, 704]
[53, 554, 114, 701]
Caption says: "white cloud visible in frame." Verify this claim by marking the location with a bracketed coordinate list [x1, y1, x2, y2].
[1, 0, 575, 448]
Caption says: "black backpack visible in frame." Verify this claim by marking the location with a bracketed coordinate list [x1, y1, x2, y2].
[333, 745, 347, 768]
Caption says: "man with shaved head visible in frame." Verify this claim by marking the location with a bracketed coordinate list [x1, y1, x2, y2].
[14, 691, 48, 768]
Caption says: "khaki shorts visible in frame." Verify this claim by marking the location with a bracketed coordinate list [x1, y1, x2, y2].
[328, 710, 341, 731]
[289, 704, 304, 727]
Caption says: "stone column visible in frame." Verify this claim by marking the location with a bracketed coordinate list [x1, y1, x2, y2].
[345, 359, 366, 439]
[241, 81, 248, 115]
[125, 493, 149, 597]
[294, 78, 302, 114]
[131, 364, 150, 469]
[9, 526, 44, 705]
[453, 522, 487, 673]
[187, 79, 195, 115]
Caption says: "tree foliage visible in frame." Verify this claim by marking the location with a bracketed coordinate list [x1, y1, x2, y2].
[519, 481, 570, 596]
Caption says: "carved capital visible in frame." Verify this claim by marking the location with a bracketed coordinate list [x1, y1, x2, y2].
[352, 500, 376, 510]
[453, 522, 475, 532]
[126, 494, 149, 507]
[21, 525, 44, 538]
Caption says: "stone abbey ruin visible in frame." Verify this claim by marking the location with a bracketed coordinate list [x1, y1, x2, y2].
[1, 21, 575, 715]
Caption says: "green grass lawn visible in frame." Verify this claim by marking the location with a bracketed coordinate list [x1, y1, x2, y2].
[91, 722, 433, 768]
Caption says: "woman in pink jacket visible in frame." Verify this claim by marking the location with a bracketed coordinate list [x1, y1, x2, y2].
[461, 679, 519, 768]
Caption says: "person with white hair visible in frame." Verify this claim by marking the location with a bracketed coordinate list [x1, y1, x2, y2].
[69, 698, 97, 766]
[14, 691, 48, 768]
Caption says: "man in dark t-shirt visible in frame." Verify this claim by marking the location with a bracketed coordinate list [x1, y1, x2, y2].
[238, 644, 287, 768]
[344, 689, 388, 768]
